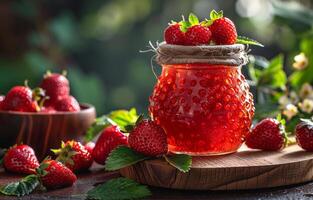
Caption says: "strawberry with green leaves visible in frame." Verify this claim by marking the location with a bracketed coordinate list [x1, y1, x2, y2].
[0, 159, 77, 197]
[204, 10, 237, 45]
[52, 140, 93, 172]
[93, 125, 128, 165]
[128, 118, 168, 156]
[164, 13, 211, 46]
[164, 23, 186, 45]
[37, 159, 77, 189]
[40, 71, 70, 106]
[2, 86, 40, 112]
[3, 144, 39, 174]
[245, 116, 290, 151]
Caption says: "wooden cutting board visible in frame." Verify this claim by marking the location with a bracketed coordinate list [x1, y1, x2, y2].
[120, 145, 313, 190]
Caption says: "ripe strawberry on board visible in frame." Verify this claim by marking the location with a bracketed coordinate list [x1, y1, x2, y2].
[40, 71, 70, 106]
[2, 86, 39, 112]
[295, 119, 313, 151]
[207, 10, 237, 45]
[36, 159, 77, 189]
[54, 96, 80, 112]
[245, 117, 288, 151]
[3, 144, 40, 174]
[52, 140, 93, 172]
[93, 125, 128, 165]
[128, 119, 168, 156]
[164, 23, 186, 45]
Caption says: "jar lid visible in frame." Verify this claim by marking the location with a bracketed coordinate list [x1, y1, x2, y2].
[156, 42, 248, 66]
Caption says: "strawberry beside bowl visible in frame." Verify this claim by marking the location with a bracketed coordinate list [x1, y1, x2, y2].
[0, 103, 96, 160]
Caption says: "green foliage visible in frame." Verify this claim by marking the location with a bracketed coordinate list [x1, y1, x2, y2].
[87, 178, 151, 200]
[236, 36, 264, 47]
[252, 54, 287, 89]
[164, 154, 192, 173]
[290, 36, 313, 88]
[105, 146, 148, 171]
[0, 175, 39, 197]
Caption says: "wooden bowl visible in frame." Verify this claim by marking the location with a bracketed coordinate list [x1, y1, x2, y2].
[0, 104, 96, 160]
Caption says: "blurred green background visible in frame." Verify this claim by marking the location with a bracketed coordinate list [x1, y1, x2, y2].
[0, 0, 312, 117]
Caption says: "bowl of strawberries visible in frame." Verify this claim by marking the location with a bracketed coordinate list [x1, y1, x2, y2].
[0, 71, 96, 159]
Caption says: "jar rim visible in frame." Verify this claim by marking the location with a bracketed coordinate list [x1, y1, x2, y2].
[155, 42, 249, 66]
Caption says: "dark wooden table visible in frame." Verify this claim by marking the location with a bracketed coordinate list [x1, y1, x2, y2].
[1, 166, 313, 200]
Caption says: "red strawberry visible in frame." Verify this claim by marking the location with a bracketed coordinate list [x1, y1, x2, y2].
[54, 96, 80, 112]
[3, 144, 39, 174]
[84, 141, 95, 154]
[0, 95, 4, 110]
[52, 140, 93, 172]
[40, 106, 56, 113]
[40, 72, 70, 105]
[2, 86, 39, 112]
[295, 119, 313, 151]
[37, 159, 77, 189]
[208, 10, 237, 45]
[128, 119, 168, 156]
[185, 25, 211, 45]
[245, 118, 287, 151]
[93, 126, 128, 165]
[164, 24, 186, 45]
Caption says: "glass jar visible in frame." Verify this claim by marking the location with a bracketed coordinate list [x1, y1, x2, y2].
[149, 44, 254, 155]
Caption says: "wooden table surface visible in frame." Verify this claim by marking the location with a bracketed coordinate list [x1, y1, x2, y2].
[1, 166, 313, 200]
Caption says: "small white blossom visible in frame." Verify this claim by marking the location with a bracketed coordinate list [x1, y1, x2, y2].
[293, 53, 308, 70]
[282, 104, 298, 120]
[299, 99, 313, 113]
[299, 83, 313, 100]
[278, 95, 291, 108]
[289, 91, 299, 104]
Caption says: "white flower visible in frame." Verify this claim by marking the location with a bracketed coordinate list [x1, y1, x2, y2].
[278, 95, 291, 108]
[299, 83, 313, 100]
[299, 99, 313, 113]
[289, 91, 299, 104]
[293, 53, 308, 70]
[282, 104, 298, 120]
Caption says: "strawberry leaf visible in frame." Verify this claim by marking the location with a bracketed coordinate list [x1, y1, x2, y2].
[0, 175, 39, 197]
[164, 154, 192, 173]
[188, 13, 199, 25]
[210, 9, 223, 20]
[105, 146, 149, 171]
[236, 36, 264, 47]
[180, 20, 191, 33]
[87, 177, 151, 200]
[85, 115, 113, 142]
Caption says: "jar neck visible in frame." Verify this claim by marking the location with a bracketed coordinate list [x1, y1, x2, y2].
[162, 63, 241, 70]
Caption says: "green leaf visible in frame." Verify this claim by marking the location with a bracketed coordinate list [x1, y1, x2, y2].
[0, 175, 39, 197]
[105, 146, 149, 171]
[109, 108, 139, 132]
[87, 178, 151, 200]
[210, 10, 223, 20]
[188, 13, 199, 25]
[164, 154, 192, 173]
[236, 36, 264, 47]
[179, 20, 190, 33]
[257, 54, 287, 89]
[85, 116, 114, 142]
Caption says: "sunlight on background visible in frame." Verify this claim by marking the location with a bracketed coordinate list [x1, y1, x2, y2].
[0, 0, 312, 115]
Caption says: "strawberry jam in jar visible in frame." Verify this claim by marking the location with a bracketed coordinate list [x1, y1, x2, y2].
[149, 43, 254, 155]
